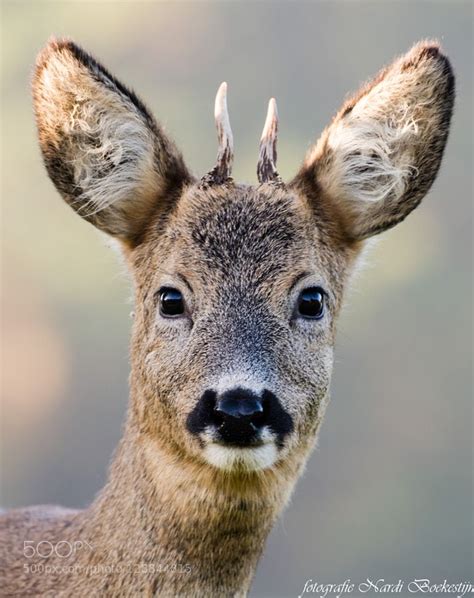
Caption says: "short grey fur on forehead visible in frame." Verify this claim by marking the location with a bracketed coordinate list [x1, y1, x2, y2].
[202, 83, 281, 186]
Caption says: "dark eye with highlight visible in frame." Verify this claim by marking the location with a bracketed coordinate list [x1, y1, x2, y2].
[297, 287, 325, 319]
[159, 287, 185, 317]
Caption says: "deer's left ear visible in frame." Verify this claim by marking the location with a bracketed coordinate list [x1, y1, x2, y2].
[292, 42, 455, 241]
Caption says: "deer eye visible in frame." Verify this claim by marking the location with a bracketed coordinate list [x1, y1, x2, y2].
[159, 287, 185, 317]
[297, 287, 325, 319]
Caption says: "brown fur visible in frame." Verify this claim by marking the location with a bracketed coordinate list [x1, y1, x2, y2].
[0, 39, 454, 596]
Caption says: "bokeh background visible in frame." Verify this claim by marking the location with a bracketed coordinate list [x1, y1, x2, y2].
[1, 1, 472, 595]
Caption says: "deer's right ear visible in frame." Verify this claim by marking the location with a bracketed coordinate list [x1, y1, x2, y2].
[32, 39, 191, 246]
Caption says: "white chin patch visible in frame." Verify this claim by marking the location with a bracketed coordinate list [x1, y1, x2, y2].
[203, 443, 278, 472]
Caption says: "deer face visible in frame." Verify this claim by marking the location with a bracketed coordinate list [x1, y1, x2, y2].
[129, 182, 351, 471]
[33, 40, 453, 472]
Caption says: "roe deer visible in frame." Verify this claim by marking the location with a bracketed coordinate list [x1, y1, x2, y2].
[0, 38, 454, 597]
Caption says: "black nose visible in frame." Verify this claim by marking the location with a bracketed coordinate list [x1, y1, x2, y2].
[214, 389, 264, 445]
[186, 386, 294, 448]
[215, 391, 264, 421]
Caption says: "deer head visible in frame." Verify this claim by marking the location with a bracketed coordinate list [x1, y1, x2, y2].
[33, 39, 454, 474]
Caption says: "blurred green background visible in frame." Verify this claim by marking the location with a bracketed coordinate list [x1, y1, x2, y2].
[1, 1, 472, 595]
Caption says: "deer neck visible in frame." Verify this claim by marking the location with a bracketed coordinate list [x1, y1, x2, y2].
[80, 418, 301, 596]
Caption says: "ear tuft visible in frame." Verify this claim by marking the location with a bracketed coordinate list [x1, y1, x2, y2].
[33, 38, 190, 245]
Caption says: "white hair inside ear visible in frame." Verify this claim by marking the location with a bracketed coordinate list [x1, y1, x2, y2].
[322, 95, 420, 205]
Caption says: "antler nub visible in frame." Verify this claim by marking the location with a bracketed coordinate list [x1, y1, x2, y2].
[211, 82, 234, 183]
[257, 98, 279, 183]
